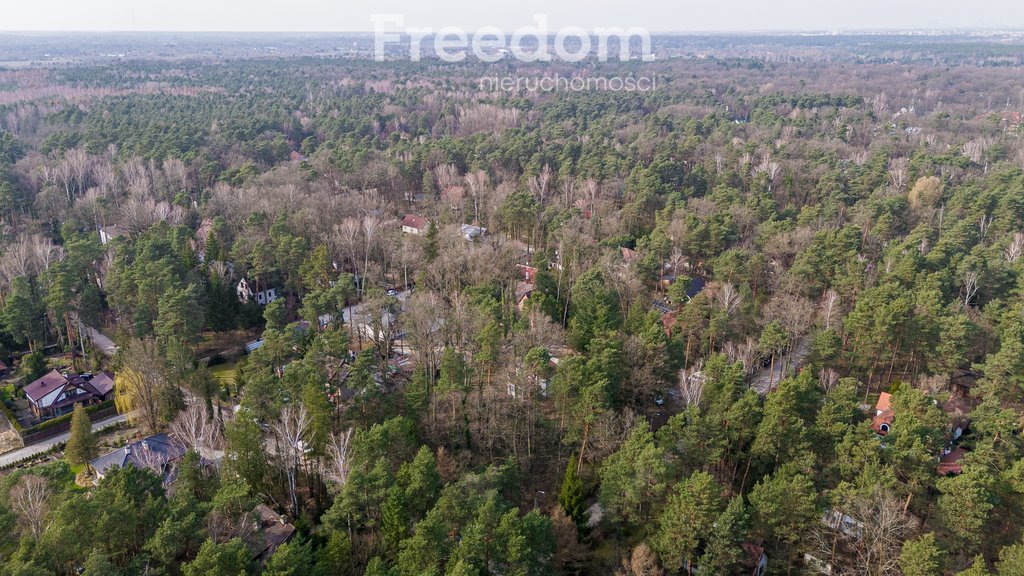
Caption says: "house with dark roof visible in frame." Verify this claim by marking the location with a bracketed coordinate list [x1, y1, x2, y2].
[99, 225, 127, 245]
[402, 214, 430, 235]
[0, 359, 8, 378]
[515, 281, 535, 311]
[459, 223, 487, 241]
[249, 504, 297, 564]
[24, 369, 115, 420]
[89, 433, 186, 484]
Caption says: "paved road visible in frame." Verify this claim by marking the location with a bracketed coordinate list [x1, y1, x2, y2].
[0, 413, 128, 467]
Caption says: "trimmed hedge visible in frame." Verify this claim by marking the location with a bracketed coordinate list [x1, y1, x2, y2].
[20, 400, 115, 437]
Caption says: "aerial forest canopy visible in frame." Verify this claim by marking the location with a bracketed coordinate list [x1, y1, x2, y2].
[1, 33, 1024, 575]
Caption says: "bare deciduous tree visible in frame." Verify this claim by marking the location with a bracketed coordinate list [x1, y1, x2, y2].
[814, 491, 918, 576]
[162, 157, 191, 195]
[716, 283, 743, 316]
[435, 163, 460, 192]
[723, 336, 760, 376]
[134, 438, 180, 477]
[677, 362, 706, 407]
[527, 163, 553, 205]
[361, 214, 383, 294]
[1005, 232, 1024, 264]
[560, 176, 577, 209]
[888, 157, 909, 191]
[978, 213, 994, 241]
[115, 338, 173, 435]
[586, 409, 641, 464]
[9, 475, 51, 539]
[962, 137, 991, 165]
[963, 269, 980, 308]
[170, 401, 220, 456]
[820, 368, 840, 393]
[464, 170, 488, 224]
[616, 543, 664, 576]
[326, 428, 354, 487]
[401, 291, 448, 393]
[820, 289, 841, 330]
[272, 404, 311, 516]
[581, 178, 600, 214]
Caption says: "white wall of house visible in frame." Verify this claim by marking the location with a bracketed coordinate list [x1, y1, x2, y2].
[36, 385, 65, 409]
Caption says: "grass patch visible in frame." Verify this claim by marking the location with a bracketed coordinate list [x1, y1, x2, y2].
[210, 361, 238, 386]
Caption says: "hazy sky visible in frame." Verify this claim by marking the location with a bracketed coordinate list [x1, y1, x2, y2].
[3, 0, 1024, 32]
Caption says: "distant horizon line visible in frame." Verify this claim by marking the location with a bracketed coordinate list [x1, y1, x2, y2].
[1, 28, 1024, 36]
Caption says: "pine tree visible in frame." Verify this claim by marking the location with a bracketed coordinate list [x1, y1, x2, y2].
[424, 221, 439, 263]
[381, 486, 408, 558]
[65, 403, 97, 467]
[652, 471, 724, 573]
[899, 533, 945, 576]
[558, 454, 584, 525]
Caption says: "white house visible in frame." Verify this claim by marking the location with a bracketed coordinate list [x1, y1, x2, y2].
[402, 214, 430, 235]
[237, 278, 278, 306]
[99, 225, 127, 245]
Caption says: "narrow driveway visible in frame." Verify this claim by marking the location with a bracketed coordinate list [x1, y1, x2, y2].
[82, 325, 118, 357]
[0, 412, 128, 467]
[750, 335, 811, 395]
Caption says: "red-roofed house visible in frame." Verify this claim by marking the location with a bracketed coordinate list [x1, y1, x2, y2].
[24, 369, 115, 420]
[402, 214, 431, 235]
[875, 391, 891, 412]
[516, 264, 538, 283]
[871, 392, 894, 435]
[938, 446, 967, 476]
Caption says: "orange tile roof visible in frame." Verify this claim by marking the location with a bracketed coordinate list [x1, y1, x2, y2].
[875, 392, 891, 413]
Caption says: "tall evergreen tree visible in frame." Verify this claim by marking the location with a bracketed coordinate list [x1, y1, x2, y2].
[558, 453, 584, 526]
[65, 403, 97, 468]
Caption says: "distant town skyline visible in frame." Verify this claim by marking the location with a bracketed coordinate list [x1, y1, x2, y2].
[4, 0, 1024, 33]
